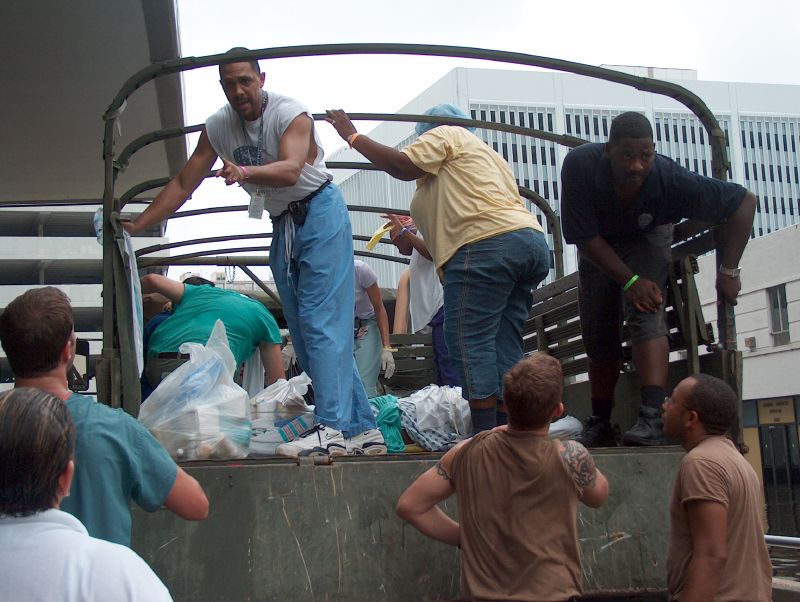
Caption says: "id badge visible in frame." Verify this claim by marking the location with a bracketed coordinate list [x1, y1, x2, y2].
[249, 191, 266, 220]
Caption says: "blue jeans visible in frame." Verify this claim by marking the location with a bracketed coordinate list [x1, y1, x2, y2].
[428, 306, 461, 387]
[442, 228, 550, 402]
[270, 184, 376, 437]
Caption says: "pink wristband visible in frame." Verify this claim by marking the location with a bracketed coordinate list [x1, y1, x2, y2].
[240, 165, 249, 180]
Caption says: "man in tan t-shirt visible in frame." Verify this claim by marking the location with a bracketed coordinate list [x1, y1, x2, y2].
[664, 374, 771, 601]
[396, 354, 609, 601]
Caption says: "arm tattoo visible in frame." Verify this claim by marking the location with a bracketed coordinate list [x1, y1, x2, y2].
[435, 462, 452, 482]
[560, 440, 598, 489]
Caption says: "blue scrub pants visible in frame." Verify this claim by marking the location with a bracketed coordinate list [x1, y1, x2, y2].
[270, 184, 376, 437]
[353, 317, 382, 398]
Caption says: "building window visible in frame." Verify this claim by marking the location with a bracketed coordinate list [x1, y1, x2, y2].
[768, 284, 790, 346]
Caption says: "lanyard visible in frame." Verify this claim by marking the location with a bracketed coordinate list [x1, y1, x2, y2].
[239, 91, 269, 165]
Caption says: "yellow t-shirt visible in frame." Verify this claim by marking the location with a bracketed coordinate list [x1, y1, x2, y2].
[401, 125, 542, 272]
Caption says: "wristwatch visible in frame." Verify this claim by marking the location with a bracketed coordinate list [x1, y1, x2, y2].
[718, 265, 741, 278]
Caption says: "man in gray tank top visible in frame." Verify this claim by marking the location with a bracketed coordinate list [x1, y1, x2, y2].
[124, 48, 383, 457]
[396, 353, 609, 601]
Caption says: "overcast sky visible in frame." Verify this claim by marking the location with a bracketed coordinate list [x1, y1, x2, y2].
[168, 0, 800, 279]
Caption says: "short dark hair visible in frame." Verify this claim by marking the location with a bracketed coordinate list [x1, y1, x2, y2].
[0, 287, 74, 378]
[182, 276, 215, 287]
[502, 353, 563, 429]
[0, 388, 76, 516]
[608, 111, 653, 145]
[686, 374, 739, 435]
[218, 47, 261, 77]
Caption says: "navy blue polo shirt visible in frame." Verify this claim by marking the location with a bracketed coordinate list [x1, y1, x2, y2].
[560, 143, 747, 245]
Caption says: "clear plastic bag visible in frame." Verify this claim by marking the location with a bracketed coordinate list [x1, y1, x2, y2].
[250, 373, 315, 455]
[139, 321, 251, 461]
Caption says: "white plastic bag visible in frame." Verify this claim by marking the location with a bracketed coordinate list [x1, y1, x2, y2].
[139, 321, 250, 461]
[411, 385, 472, 437]
[250, 372, 314, 455]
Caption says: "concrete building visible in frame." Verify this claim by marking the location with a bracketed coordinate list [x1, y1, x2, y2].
[0, 0, 186, 391]
[333, 66, 800, 289]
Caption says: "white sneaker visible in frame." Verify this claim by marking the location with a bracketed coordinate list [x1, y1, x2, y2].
[275, 425, 347, 458]
[345, 428, 387, 456]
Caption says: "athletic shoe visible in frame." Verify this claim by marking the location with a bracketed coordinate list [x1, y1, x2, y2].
[575, 415, 618, 448]
[275, 424, 347, 458]
[622, 407, 665, 446]
[345, 428, 387, 455]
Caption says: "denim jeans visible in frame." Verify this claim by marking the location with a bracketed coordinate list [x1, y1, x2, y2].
[270, 184, 376, 437]
[428, 306, 461, 387]
[441, 228, 550, 402]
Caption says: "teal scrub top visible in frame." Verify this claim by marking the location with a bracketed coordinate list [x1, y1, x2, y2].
[59, 393, 178, 546]
[147, 284, 281, 365]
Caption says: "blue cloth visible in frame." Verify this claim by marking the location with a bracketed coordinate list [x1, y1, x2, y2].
[143, 311, 171, 351]
[415, 103, 476, 136]
[141, 311, 172, 399]
[354, 317, 382, 398]
[270, 184, 377, 437]
[428, 306, 461, 387]
[560, 143, 748, 245]
[59, 393, 177, 546]
[147, 284, 281, 365]
[442, 228, 550, 404]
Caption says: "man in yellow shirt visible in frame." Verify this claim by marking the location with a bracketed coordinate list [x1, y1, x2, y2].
[327, 105, 550, 433]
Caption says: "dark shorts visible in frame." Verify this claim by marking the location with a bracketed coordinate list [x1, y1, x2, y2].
[579, 224, 673, 362]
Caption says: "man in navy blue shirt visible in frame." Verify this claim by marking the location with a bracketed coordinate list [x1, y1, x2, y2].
[561, 112, 756, 446]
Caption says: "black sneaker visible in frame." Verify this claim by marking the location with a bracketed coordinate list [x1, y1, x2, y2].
[576, 416, 618, 448]
[622, 407, 665, 446]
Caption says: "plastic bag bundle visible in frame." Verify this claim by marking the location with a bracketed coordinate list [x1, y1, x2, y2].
[250, 372, 315, 455]
[413, 385, 472, 436]
[397, 385, 472, 451]
[139, 321, 251, 461]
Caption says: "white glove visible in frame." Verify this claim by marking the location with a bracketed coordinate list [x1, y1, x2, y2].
[381, 347, 396, 380]
[281, 342, 296, 371]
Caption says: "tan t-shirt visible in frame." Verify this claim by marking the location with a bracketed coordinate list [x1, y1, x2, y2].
[667, 436, 771, 601]
[401, 126, 543, 273]
[451, 430, 582, 601]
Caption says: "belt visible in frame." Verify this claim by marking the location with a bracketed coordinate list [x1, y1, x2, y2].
[271, 179, 331, 226]
[155, 352, 190, 360]
[297, 178, 330, 204]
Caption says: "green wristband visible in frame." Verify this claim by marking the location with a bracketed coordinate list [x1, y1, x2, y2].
[623, 274, 640, 292]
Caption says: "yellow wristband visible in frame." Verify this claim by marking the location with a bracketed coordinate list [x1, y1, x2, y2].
[347, 132, 361, 148]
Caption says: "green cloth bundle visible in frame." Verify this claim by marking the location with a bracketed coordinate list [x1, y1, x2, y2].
[369, 394, 405, 453]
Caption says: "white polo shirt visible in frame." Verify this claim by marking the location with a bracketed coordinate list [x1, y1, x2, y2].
[408, 244, 444, 333]
[0, 509, 172, 602]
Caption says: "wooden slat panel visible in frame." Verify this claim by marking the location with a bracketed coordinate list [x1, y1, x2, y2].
[540, 301, 580, 327]
[530, 271, 579, 304]
[530, 289, 579, 320]
[391, 347, 435, 359]
[392, 358, 435, 371]
[542, 320, 582, 346]
[390, 333, 433, 345]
